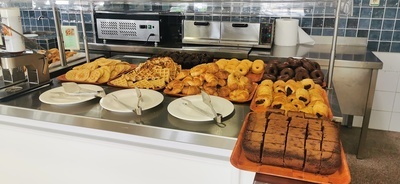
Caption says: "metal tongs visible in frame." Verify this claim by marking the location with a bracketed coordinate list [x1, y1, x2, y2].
[134, 87, 142, 115]
[61, 82, 104, 98]
[200, 91, 225, 128]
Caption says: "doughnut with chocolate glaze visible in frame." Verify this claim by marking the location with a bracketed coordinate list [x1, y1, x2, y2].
[264, 63, 279, 76]
[262, 73, 277, 81]
[288, 57, 302, 68]
[277, 74, 291, 82]
[301, 59, 315, 72]
[311, 61, 321, 70]
[295, 70, 310, 81]
[277, 62, 290, 71]
[295, 66, 308, 74]
[310, 69, 324, 81]
[280, 68, 295, 78]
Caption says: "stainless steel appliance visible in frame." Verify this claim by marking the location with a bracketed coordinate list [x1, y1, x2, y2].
[182, 20, 274, 48]
[94, 11, 183, 46]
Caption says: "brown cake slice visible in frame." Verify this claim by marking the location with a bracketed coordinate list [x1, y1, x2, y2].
[261, 143, 285, 167]
[308, 119, 322, 131]
[322, 120, 339, 128]
[287, 127, 306, 139]
[323, 127, 340, 142]
[249, 112, 267, 122]
[243, 130, 264, 142]
[284, 147, 305, 170]
[242, 140, 262, 163]
[307, 130, 322, 140]
[266, 108, 285, 114]
[266, 125, 287, 136]
[268, 119, 289, 128]
[306, 139, 321, 151]
[268, 113, 288, 121]
[286, 137, 305, 149]
[289, 117, 308, 129]
[304, 150, 322, 174]
[287, 111, 305, 118]
[321, 140, 341, 153]
[246, 113, 267, 132]
[320, 151, 341, 175]
[305, 113, 319, 119]
[264, 134, 286, 145]
[253, 119, 267, 133]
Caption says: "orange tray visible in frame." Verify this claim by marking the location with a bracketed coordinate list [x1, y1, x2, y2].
[164, 83, 258, 103]
[230, 113, 351, 184]
[249, 86, 333, 120]
[57, 64, 136, 85]
[246, 70, 264, 83]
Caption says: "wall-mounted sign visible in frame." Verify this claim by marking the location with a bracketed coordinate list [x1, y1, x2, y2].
[61, 26, 80, 50]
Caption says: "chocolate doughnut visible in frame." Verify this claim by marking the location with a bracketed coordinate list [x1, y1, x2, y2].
[295, 70, 310, 81]
[301, 59, 315, 72]
[264, 63, 278, 76]
[277, 61, 290, 71]
[310, 69, 324, 81]
[313, 78, 324, 85]
[277, 74, 291, 82]
[287, 57, 302, 68]
[268, 59, 279, 65]
[311, 61, 321, 70]
[295, 66, 308, 74]
[262, 73, 277, 81]
[280, 68, 295, 78]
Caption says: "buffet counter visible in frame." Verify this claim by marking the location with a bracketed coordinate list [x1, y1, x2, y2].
[89, 42, 383, 159]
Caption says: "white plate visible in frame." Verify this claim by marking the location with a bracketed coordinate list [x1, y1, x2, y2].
[100, 89, 164, 113]
[167, 95, 234, 122]
[39, 84, 104, 105]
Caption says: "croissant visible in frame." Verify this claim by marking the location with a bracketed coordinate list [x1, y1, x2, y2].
[182, 76, 193, 87]
[227, 73, 239, 90]
[215, 70, 230, 79]
[204, 73, 218, 87]
[217, 86, 231, 97]
[187, 76, 203, 87]
[203, 85, 218, 96]
[190, 64, 207, 77]
[176, 70, 190, 80]
[238, 76, 252, 91]
[229, 89, 249, 101]
[206, 63, 220, 73]
[182, 86, 200, 95]
[170, 81, 184, 94]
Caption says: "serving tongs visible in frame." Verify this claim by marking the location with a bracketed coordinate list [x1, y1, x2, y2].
[60, 82, 105, 98]
[134, 87, 143, 115]
[200, 91, 225, 128]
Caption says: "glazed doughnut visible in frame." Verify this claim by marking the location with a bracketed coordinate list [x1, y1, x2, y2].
[277, 74, 291, 82]
[264, 63, 278, 76]
[280, 68, 295, 78]
[301, 59, 315, 72]
[295, 70, 310, 81]
[262, 73, 277, 81]
[310, 70, 324, 81]
[277, 62, 290, 71]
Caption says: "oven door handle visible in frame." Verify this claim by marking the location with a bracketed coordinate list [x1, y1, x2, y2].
[232, 23, 248, 28]
[194, 21, 210, 26]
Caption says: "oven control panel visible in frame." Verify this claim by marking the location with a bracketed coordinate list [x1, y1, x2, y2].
[255, 22, 274, 49]
[96, 19, 160, 42]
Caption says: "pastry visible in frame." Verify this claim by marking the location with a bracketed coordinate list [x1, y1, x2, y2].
[251, 59, 265, 74]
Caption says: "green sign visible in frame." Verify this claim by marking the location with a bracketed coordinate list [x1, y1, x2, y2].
[61, 26, 80, 50]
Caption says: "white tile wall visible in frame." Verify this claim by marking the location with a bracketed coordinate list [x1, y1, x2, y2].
[369, 110, 391, 130]
[376, 70, 399, 92]
[371, 91, 395, 111]
[389, 112, 400, 132]
[393, 93, 400, 112]
[370, 52, 400, 132]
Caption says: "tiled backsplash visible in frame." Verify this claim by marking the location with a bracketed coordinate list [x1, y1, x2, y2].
[6, 0, 400, 52]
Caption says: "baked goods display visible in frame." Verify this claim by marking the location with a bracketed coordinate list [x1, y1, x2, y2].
[262, 57, 324, 86]
[164, 62, 257, 102]
[108, 57, 181, 89]
[241, 110, 341, 175]
[251, 78, 331, 119]
[39, 48, 77, 64]
[215, 58, 265, 82]
[60, 57, 132, 84]
[151, 51, 213, 69]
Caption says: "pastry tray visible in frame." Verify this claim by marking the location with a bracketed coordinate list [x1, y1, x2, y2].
[230, 113, 351, 184]
[249, 85, 333, 120]
[164, 83, 258, 103]
[57, 64, 136, 85]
